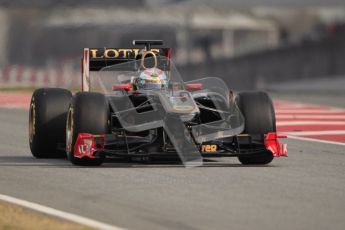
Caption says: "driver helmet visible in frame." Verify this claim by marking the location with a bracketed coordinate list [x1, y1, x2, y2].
[136, 67, 168, 90]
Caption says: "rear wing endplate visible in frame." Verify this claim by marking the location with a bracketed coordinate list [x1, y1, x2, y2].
[81, 47, 171, 91]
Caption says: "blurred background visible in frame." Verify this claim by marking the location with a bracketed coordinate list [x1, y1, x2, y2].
[0, 0, 344, 91]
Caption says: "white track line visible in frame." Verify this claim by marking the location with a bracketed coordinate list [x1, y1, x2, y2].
[275, 106, 334, 110]
[287, 135, 345, 146]
[274, 104, 321, 108]
[276, 110, 345, 114]
[285, 130, 345, 136]
[0, 194, 125, 230]
[276, 108, 345, 112]
[277, 121, 345, 126]
[0, 105, 28, 110]
[276, 115, 345, 119]
[274, 100, 345, 110]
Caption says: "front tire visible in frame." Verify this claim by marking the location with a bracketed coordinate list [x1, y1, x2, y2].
[66, 92, 109, 166]
[29, 88, 72, 158]
[236, 91, 276, 165]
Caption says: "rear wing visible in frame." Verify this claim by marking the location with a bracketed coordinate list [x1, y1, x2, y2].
[81, 46, 171, 91]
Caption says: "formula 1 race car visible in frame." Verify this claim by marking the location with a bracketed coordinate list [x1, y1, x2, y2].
[29, 40, 287, 166]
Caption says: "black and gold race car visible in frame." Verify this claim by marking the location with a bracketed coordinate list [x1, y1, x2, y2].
[29, 40, 287, 167]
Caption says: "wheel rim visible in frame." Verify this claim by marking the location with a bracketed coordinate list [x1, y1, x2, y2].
[29, 102, 35, 143]
[66, 107, 73, 153]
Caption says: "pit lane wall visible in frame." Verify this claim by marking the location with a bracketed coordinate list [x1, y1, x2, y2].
[178, 33, 345, 90]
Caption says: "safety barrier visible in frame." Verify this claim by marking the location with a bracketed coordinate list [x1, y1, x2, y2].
[0, 65, 80, 88]
[178, 34, 345, 90]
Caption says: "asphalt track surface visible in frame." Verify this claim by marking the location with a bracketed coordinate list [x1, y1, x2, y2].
[0, 94, 345, 230]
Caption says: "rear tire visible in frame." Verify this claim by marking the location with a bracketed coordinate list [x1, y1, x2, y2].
[66, 92, 109, 166]
[29, 88, 72, 158]
[236, 91, 276, 165]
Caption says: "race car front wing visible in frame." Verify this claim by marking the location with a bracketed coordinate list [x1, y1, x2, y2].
[73, 132, 287, 160]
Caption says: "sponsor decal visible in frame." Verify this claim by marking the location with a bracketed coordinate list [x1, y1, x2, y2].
[78, 144, 91, 155]
[201, 144, 217, 153]
[89, 48, 161, 59]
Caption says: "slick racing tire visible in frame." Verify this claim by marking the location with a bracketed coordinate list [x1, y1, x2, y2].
[29, 88, 72, 158]
[66, 92, 109, 166]
[235, 91, 276, 165]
